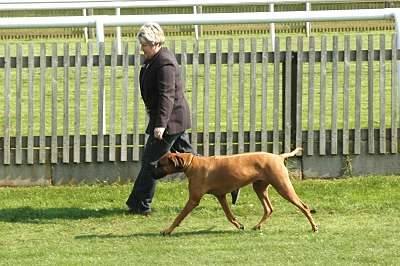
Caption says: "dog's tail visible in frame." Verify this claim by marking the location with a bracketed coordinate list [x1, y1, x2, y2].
[280, 147, 302, 159]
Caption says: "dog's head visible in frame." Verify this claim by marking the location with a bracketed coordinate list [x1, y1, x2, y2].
[152, 152, 193, 179]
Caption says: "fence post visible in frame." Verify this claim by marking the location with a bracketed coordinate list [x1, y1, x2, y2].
[282, 51, 298, 151]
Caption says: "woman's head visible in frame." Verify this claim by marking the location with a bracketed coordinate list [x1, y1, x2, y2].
[137, 22, 165, 60]
[137, 22, 165, 47]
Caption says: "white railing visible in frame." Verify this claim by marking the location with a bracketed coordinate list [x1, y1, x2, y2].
[0, 0, 396, 10]
[1, 0, 398, 49]
[0, 8, 398, 40]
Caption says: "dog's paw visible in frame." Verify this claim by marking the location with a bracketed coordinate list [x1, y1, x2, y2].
[160, 230, 171, 236]
[160, 228, 172, 236]
[252, 225, 261, 230]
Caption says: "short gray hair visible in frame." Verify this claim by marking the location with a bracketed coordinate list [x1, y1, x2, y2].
[137, 22, 165, 46]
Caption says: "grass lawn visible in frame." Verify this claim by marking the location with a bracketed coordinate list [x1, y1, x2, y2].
[0, 175, 399, 265]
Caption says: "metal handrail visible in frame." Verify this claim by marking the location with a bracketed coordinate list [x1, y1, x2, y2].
[0, 0, 397, 10]
[0, 8, 398, 42]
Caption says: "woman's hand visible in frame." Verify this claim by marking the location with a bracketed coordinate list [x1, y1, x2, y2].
[154, 127, 165, 140]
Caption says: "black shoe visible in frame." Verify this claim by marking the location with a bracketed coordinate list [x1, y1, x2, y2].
[126, 208, 151, 216]
[231, 189, 240, 205]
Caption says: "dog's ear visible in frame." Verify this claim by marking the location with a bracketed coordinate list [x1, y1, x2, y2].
[168, 156, 179, 168]
[175, 154, 185, 169]
[168, 153, 185, 170]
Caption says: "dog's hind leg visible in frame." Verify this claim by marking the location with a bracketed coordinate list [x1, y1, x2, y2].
[288, 196, 318, 232]
[252, 182, 273, 230]
[216, 195, 244, 230]
[273, 177, 318, 232]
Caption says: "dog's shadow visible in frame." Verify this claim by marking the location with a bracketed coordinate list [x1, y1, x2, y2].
[75, 228, 240, 240]
[0, 207, 123, 224]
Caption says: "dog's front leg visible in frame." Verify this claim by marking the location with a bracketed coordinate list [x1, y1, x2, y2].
[216, 195, 244, 230]
[161, 197, 200, 236]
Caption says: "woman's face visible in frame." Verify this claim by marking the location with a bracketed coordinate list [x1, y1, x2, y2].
[141, 43, 161, 60]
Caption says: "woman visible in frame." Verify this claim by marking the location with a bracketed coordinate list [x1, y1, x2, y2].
[126, 22, 239, 215]
[125, 22, 194, 215]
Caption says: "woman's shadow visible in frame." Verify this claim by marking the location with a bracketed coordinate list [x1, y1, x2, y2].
[0, 206, 123, 224]
[74, 228, 238, 239]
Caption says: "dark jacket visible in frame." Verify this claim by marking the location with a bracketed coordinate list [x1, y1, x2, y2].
[139, 47, 191, 135]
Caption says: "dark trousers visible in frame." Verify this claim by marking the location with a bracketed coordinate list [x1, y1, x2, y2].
[126, 131, 194, 212]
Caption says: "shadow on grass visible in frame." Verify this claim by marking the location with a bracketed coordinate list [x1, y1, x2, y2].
[75, 227, 241, 239]
[0, 207, 125, 223]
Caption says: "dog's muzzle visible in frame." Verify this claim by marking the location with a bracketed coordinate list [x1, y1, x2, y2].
[153, 168, 166, 180]
[150, 161, 166, 180]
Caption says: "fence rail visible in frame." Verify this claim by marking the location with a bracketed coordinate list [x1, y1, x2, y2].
[0, 1, 399, 39]
[1, 34, 400, 183]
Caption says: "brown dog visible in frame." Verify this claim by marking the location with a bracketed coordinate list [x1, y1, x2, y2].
[154, 147, 318, 235]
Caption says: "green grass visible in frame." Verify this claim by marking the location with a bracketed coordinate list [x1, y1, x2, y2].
[0, 175, 399, 265]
